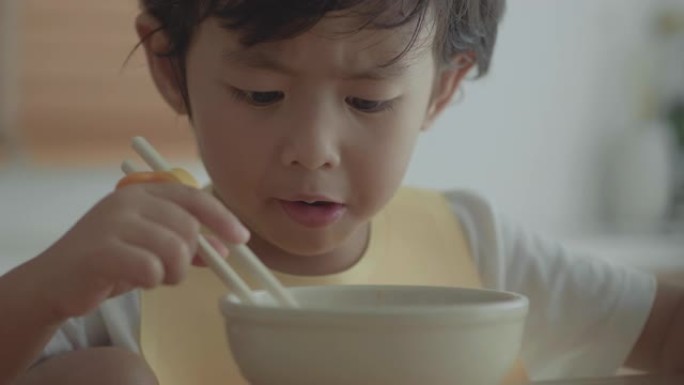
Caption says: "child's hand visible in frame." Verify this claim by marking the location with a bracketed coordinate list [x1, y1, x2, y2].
[31, 182, 249, 321]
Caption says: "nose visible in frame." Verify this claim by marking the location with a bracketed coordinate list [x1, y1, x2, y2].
[279, 106, 341, 170]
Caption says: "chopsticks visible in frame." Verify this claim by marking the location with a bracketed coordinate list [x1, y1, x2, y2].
[122, 136, 299, 308]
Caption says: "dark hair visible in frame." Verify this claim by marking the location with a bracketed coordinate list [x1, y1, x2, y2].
[139, 0, 505, 112]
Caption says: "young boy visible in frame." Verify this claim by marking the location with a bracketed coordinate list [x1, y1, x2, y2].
[3, 0, 684, 384]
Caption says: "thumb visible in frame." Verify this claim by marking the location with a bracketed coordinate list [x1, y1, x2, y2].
[191, 234, 230, 267]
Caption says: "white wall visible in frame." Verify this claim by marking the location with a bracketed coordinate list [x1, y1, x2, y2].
[405, 0, 663, 237]
[0, 164, 211, 273]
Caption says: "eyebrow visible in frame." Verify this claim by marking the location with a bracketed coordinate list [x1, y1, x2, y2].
[222, 48, 409, 80]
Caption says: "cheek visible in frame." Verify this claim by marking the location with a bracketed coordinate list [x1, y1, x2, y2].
[186, 81, 271, 192]
[196, 116, 268, 185]
[374, 126, 420, 180]
[348, 114, 422, 211]
[187, 72, 254, 155]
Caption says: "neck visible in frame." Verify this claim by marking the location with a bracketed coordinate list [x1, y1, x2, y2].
[246, 222, 371, 276]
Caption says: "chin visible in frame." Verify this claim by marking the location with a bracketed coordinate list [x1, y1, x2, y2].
[272, 234, 341, 257]
[259, 222, 355, 256]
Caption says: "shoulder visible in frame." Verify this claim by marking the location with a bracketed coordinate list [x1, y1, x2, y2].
[438, 188, 509, 289]
[398, 187, 500, 231]
[437, 188, 657, 378]
[442, 189, 499, 234]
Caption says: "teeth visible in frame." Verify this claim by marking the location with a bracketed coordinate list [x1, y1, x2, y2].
[300, 200, 326, 205]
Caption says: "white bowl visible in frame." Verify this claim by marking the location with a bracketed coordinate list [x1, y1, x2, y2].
[220, 285, 528, 385]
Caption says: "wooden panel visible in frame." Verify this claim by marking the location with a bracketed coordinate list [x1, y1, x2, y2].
[1, 0, 22, 162]
[18, 0, 195, 164]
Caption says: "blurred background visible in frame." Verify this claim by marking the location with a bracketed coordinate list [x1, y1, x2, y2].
[1, 0, 684, 276]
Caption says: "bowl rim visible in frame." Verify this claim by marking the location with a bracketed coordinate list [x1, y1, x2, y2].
[219, 285, 529, 325]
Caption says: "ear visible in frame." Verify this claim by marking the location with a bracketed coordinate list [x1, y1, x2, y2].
[421, 53, 476, 130]
[135, 13, 188, 115]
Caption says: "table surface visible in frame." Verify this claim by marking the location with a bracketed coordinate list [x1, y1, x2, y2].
[531, 374, 684, 385]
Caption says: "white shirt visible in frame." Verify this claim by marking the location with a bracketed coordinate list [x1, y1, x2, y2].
[38, 190, 657, 381]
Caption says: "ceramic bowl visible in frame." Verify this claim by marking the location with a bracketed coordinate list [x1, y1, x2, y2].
[220, 285, 528, 385]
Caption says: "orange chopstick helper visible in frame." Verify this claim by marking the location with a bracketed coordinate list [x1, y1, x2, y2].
[116, 167, 200, 190]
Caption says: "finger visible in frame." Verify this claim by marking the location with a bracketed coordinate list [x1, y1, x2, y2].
[118, 219, 193, 285]
[192, 234, 229, 267]
[104, 240, 165, 289]
[144, 183, 250, 245]
[138, 198, 201, 254]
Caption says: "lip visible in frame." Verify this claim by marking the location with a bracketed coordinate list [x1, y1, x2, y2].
[278, 197, 346, 228]
[283, 194, 341, 204]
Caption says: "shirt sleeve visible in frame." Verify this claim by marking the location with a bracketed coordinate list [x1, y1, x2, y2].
[36, 291, 141, 364]
[445, 190, 657, 381]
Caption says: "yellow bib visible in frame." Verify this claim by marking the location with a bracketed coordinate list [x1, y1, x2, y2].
[140, 187, 527, 384]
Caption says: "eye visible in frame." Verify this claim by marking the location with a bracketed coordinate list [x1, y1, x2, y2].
[230, 88, 284, 107]
[345, 97, 395, 113]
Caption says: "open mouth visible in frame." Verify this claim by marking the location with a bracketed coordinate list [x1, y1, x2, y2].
[298, 200, 333, 206]
[279, 200, 345, 228]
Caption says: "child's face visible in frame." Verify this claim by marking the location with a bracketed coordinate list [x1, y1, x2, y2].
[143, 13, 470, 257]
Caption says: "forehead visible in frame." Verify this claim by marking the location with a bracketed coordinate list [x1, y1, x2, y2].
[195, 12, 436, 78]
